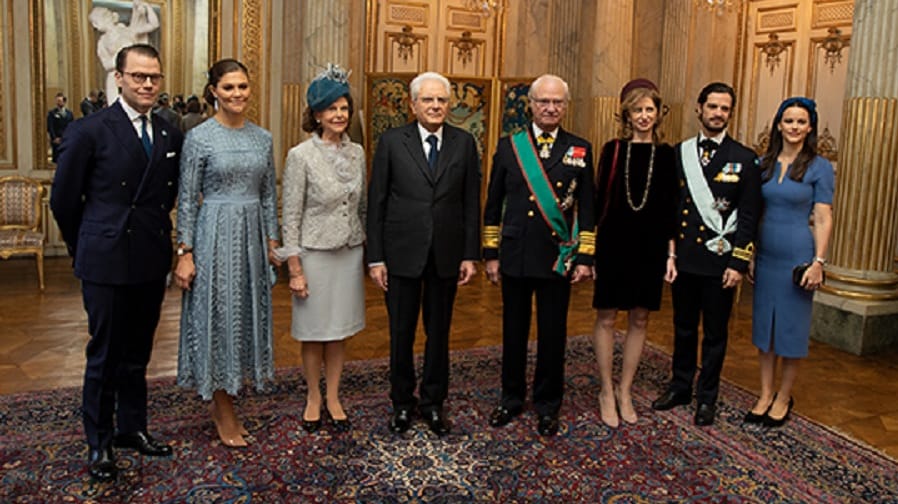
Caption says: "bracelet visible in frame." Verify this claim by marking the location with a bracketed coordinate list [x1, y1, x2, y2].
[668, 253, 677, 259]
[813, 256, 826, 265]
[289, 272, 304, 278]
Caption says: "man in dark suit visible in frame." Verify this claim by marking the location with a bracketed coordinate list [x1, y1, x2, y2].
[47, 92, 74, 163]
[483, 74, 596, 436]
[652, 82, 761, 426]
[367, 71, 481, 436]
[50, 44, 182, 482]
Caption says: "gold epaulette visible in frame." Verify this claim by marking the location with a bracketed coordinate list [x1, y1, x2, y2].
[577, 230, 596, 256]
[732, 242, 754, 262]
[483, 225, 500, 249]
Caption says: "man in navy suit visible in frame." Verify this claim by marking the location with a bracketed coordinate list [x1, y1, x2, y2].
[367, 71, 481, 436]
[483, 74, 596, 436]
[51, 44, 183, 482]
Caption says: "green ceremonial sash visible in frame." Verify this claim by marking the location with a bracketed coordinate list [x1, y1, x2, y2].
[510, 130, 579, 275]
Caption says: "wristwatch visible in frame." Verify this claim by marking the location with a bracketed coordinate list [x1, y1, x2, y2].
[813, 256, 826, 265]
[177, 246, 193, 256]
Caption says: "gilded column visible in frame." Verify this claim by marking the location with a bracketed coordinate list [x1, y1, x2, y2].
[578, 0, 634, 145]
[812, 0, 898, 354]
[658, 0, 690, 143]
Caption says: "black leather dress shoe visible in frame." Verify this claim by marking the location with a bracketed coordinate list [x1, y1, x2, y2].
[694, 403, 717, 426]
[489, 406, 521, 427]
[423, 410, 450, 436]
[113, 431, 173, 457]
[88, 446, 117, 482]
[537, 415, 559, 436]
[652, 389, 691, 411]
[763, 397, 794, 428]
[389, 409, 412, 434]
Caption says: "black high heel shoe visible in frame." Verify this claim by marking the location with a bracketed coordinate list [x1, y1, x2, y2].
[326, 408, 352, 433]
[763, 396, 794, 428]
[744, 393, 777, 424]
[302, 403, 322, 433]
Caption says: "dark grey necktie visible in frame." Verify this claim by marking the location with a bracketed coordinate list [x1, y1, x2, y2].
[426, 134, 439, 171]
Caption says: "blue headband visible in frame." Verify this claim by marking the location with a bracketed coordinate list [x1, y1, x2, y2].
[774, 96, 818, 127]
[307, 63, 351, 112]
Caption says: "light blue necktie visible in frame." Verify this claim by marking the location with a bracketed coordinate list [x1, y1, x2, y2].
[426, 134, 438, 172]
[140, 115, 152, 158]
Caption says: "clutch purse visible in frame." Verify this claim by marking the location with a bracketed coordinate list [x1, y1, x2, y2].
[792, 263, 825, 287]
[792, 263, 810, 286]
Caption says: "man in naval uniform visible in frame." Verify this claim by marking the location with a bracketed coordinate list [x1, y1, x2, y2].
[652, 82, 761, 426]
[483, 74, 596, 436]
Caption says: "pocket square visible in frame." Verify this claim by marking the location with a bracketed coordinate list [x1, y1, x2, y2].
[166, 151, 177, 158]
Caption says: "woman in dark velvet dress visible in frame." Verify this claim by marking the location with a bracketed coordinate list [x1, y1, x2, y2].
[591, 79, 678, 427]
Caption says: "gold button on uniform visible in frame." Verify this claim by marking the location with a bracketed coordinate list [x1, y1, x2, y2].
[529, 195, 535, 202]
[527, 210, 535, 217]
[556, 181, 563, 188]
[682, 221, 687, 227]
[699, 225, 705, 231]
[679, 233, 685, 239]
[696, 237, 703, 244]
[682, 209, 688, 215]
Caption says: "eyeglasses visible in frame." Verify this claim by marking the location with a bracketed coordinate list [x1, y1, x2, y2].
[122, 72, 165, 85]
[531, 98, 567, 108]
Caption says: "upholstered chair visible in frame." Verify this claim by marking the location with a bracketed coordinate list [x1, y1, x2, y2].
[0, 175, 46, 290]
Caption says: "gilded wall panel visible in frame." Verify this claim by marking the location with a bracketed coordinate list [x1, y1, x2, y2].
[384, 29, 428, 72]
[386, 1, 428, 26]
[812, 1, 854, 27]
[758, 8, 796, 32]
[447, 8, 486, 32]
[747, 41, 795, 153]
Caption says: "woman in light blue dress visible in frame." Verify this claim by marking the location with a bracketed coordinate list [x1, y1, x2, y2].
[174, 59, 280, 447]
[746, 97, 834, 427]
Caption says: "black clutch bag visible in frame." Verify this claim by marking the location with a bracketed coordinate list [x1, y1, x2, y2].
[792, 263, 810, 286]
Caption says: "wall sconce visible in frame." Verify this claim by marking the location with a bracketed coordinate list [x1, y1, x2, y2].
[395, 25, 424, 63]
[693, 0, 739, 16]
[761, 32, 787, 74]
[822, 27, 846, 73]
[465, 0, 504, 18]
[455, 31, 476, 67]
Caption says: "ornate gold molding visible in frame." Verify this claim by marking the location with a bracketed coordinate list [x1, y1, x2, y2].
[0, 0, 11, 167]
[240, 0, 264, 125]
[30, 0, 48, 171]
[210, 0, 222, 61]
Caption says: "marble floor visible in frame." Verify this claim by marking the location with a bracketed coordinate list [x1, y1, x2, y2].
[1, 257, 897, 459]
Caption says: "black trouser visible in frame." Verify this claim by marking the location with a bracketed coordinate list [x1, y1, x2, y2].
[669, 271, 735, 405]
[499, 274, 571, 417]
[386, 254, 458, 414]
[81, 278, 166, 449]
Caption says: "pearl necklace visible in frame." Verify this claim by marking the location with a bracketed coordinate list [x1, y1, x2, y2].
[624, 141, 655, 212]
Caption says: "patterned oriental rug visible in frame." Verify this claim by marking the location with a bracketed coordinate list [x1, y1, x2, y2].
[1, 336, 897, 503]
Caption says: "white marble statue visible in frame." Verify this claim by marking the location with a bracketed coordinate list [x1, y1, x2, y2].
[89, 0, 160, 105]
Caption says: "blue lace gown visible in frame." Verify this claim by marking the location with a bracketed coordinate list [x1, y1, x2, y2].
[176, 119, 279, 400]
[752, 156, 834, 358]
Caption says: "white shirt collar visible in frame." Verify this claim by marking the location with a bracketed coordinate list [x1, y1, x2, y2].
[532, 123, 558, 139]
[118, 97, 151, 123]
[417, 123, 443, 145]
[699, 130, 726, 145]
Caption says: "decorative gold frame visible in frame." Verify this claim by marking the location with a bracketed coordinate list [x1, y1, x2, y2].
[0, 0, 17, 170]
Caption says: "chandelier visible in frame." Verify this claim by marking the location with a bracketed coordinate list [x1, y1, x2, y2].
[465, 0, 503, 18]
[694, 0, 739, 16]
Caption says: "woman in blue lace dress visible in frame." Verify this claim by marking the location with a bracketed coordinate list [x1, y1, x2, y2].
[174, 59, 280, 447]
[746, 97, 833, 428]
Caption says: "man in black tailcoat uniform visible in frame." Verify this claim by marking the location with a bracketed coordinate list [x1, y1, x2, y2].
[652, 82, 761, 426]
[50, 44, 182, 482]
[483, 74, 596, 436]
[367, 71, 481, 436]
